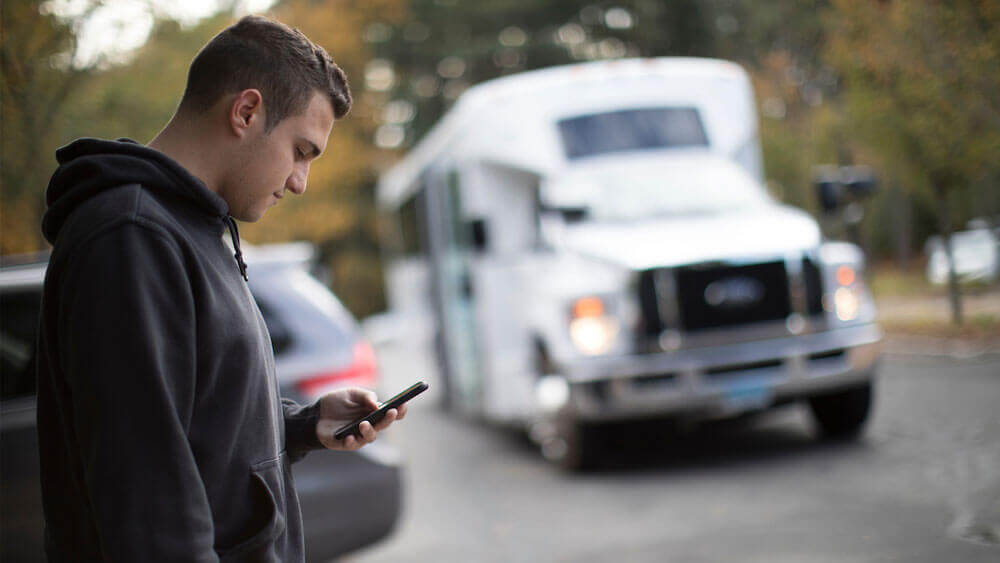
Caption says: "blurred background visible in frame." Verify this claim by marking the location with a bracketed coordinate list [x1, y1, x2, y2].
[3, 2, 1000, 562]
[3, 0, 999, 336]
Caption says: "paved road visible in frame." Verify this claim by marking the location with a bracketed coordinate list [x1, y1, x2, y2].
[345, 345, 1000, 562]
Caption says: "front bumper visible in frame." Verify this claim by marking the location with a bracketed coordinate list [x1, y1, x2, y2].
[562, 323, 882, 422]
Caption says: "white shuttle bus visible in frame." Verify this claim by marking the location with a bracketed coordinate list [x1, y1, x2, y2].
[376, 58, 882, 468]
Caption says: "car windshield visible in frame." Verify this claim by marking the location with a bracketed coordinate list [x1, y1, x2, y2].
[557, 107, 709, 160]
[544, 160, 770, 222]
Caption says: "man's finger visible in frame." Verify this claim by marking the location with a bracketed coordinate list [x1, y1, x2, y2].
[342, 434, 358, 450]
[358, 421, 377, 442]
[373, 409, 398, 432]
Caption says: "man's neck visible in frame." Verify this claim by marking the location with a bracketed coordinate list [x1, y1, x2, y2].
[148, 118, 223, 193]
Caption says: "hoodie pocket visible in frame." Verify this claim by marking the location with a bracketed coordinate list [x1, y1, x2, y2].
[217, 453, 289, 561]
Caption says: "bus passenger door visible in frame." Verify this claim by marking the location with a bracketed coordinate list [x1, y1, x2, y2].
[426, 166, 482, 414]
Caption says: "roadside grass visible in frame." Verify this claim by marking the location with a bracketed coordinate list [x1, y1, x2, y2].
[870, 263, 1000, 341]
[870, 263, 939, 297]
[870, 261, 996, 298]
[878, 313, 1000, 340]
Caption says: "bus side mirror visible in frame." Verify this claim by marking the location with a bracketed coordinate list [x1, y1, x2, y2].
[813, 164, 878, 214]
[468, 218, 488, 253]
[842, 165, 878, 198]
[816, 179, 840, 214]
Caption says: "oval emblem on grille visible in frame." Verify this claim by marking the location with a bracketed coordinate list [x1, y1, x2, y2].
[704, 276, 765, 309]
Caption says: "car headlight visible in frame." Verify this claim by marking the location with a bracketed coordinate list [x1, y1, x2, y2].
[568, 296, 619, 355]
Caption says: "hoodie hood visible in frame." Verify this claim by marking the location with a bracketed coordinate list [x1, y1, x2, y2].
[43, 138, 229, 244]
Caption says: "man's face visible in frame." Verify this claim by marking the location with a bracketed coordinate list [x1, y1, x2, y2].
[225, 91, 335, 222]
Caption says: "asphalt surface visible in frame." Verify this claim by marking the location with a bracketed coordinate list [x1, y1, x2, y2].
[343, 344, 1000, 562]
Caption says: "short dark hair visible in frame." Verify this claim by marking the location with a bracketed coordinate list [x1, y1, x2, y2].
[179, 15, 351, 129]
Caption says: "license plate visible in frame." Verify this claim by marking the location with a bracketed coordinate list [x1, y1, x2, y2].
[722, 375, 775, 411]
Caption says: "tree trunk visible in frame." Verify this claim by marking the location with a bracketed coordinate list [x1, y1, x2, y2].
[936, 187, 963, 325]
[891, 183, 912, 270]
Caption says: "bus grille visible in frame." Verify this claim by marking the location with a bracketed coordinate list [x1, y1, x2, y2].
[639, 260, 795, 334]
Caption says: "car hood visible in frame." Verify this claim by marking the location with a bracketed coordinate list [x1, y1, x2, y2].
[559, 204, 821, 270]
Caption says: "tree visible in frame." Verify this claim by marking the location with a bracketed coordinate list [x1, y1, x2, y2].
[5, 1, 408, 316]
[363, 0, 723, 147]
[1, 0, 102, 253]
[242, 0, 409, 316]
[827, 0, 1000, 324]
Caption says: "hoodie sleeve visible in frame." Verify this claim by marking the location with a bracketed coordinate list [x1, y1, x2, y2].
[281, 398, 323, 462]
[59, 221, 218, 562]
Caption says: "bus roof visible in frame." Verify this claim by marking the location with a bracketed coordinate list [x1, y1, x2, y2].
[377, 57, 753, 207]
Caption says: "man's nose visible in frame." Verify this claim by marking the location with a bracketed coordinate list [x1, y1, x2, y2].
[286, 164, 308, 195]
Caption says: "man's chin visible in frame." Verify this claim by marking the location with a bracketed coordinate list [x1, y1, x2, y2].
[230, 209, 267, 223]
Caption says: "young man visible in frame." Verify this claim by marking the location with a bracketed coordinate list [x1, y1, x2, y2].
[35, 15, 404, 561]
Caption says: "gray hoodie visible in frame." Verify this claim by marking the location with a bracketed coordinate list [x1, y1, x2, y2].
[37, 138, 322, 562]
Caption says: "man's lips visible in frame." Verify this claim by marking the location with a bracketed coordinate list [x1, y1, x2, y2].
[273, 191, 284, 200]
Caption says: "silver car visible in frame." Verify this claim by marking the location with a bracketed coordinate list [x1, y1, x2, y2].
[0, 245, 403, 562]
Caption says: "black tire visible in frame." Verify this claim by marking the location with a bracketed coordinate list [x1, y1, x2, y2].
[807, 380, 873, 440]
[543, 419, 603, 472]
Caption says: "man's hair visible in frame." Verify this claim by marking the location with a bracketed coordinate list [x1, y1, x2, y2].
[179, 15, 351, 129]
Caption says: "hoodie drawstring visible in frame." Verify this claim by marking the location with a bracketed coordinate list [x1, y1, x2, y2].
[224, 216, 249, 282]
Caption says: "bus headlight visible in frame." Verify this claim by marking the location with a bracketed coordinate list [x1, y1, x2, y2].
[825, 265, 862, 322]
[569, 297, 619, 355]
[833, 287, 860, 321]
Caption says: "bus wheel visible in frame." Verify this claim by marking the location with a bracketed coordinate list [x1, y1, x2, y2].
[807, 380, 873, 440]
[541, 419, 601, 471]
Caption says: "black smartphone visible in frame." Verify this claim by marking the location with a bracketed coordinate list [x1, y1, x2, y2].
[333, 381, 429, 441]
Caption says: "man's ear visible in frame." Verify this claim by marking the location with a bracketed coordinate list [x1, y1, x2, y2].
[229, 89, 264, 137]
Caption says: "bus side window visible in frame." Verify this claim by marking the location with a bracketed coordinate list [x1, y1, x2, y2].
[397, 189, 427, 257]
[468, 218, 488, 253]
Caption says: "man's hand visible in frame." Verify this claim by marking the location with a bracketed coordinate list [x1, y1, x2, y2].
[315, 387, 408, 450]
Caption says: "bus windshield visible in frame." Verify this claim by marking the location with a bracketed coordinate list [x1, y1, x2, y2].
[543, 158, 771, 222]
[557, 107, 709, 160]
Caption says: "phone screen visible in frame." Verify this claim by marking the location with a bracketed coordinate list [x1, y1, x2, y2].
[333, 381, 428, 441]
